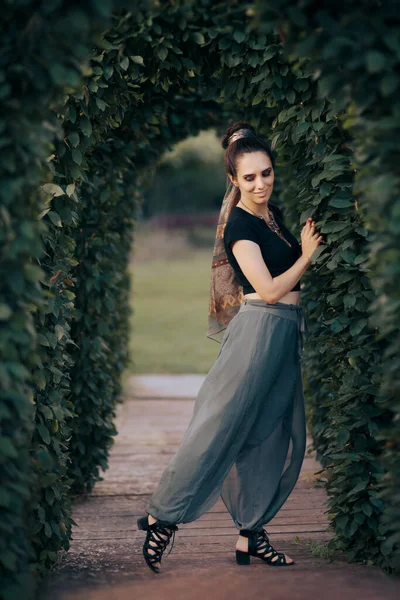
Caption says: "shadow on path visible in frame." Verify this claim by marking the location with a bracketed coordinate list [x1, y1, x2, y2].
[40, 378, 399, 600]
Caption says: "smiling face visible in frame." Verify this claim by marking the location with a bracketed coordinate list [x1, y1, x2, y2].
[228, 151, 274, 208]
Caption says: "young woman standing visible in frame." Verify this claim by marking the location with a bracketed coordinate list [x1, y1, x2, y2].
[137, 120, 323, 572]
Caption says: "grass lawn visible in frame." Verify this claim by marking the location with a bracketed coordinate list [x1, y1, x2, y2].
[127, 225, 220, 374]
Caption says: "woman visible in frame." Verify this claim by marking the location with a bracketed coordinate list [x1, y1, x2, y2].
[137, 121, 323, 573]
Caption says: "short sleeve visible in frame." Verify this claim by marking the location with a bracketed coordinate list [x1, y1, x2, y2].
[224, 218, 260, 250]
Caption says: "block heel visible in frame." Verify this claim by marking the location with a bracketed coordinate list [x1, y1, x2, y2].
[236, 549, 251, 565]
[137, 515, 149, 531]
[238, 528, 295, 566]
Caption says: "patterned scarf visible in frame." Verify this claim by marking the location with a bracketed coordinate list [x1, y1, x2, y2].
[207, 127, 258, 342]
[206, 176, 244, 343]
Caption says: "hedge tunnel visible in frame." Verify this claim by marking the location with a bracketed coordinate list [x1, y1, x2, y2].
[1, 0, 399, 597]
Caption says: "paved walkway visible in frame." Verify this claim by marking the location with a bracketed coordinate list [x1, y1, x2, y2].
[41, 376, 399, 600]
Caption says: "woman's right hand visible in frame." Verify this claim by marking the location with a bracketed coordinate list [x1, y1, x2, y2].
[301, 217, 323, 261]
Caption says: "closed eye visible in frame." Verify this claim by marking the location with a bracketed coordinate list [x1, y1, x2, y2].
[245, 169, 272, 181]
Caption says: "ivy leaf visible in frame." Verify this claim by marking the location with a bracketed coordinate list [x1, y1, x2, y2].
[68, 132, 80, 147]
[157, 46, 168, 61]
[66, 183, 75, 197]
[366, 51, 386, 73]
[80, 117, 92, 137]
[192, 32, 205, 44]
[329, 198, 354, 208]
[286, 88, 295, 103]
[37, 424, 51, 445]
[41, 183, 65, 197]
[96, 98, 107, 111]
[47, 211, 63, 227]
[120, 56, 129, 70]
[337, 429, 350, 444]
[72, 149, 82, 165]
[233, 31, 246, 43]
[0, 304, 12, 320]
[350, 319, 368, 336]
[348, 480, 368, 496]
[131, 55, 144, 65]
[252, 94, 263, 105]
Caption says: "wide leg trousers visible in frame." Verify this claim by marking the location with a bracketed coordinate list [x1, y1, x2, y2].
[146, 299, 307, 531]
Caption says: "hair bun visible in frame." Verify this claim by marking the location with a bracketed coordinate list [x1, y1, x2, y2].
[221, 120, 256, 149]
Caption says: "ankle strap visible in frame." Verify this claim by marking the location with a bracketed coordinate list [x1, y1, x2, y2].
[240, 529, 256, 537]
[239, 528, 265, 538]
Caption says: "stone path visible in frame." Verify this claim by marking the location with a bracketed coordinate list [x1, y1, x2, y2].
[40, 377, 399, 600]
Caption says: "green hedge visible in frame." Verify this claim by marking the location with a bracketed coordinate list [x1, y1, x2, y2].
[256, 0, 399, 570]
[1, 1, 399, 596]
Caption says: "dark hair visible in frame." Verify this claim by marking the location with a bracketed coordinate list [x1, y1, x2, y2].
[221, 120, 276, 178]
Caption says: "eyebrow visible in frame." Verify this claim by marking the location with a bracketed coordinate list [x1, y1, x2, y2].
[243, 167, 272, 177]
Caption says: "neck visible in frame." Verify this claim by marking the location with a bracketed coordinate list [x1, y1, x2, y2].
[237, 197, 270, 217]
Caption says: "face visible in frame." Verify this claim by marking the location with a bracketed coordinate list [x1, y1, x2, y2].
[228, 151, 274, 206]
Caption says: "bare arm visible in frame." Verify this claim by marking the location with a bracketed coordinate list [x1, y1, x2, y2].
[231, 217, 322, 304]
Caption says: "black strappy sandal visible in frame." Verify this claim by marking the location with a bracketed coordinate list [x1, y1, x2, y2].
[236, 528, 295, 566]
[137, 515, 179, 573]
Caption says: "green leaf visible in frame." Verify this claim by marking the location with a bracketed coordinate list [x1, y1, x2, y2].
[329, 198, 354, 208]
[157, 46, 168, 61]
[38, 505, 46, 524]
[321, 221, 349, 233]
[337, 429, 350, 445]
[47, 211, 63, 227]
[44, 522, 53, 538]
[252, 94, 264, 106]
[120, 56, 129, 70]
[80, 117, 92, 137]
[37, 333, 50, 347]
[72, 149, 82, 165]
[68, 132, 80, 147]
[344, 294, 356, 309]
[0, 304, 12, 320]
[39, 404, 53, 420]
[131, 55, 144, 65]
[295, 122, 310, 134]
[192, 32, 205, 45]
[362, 503, 373, 517]
[37, 424, 51, 445]
[335, 514, 349, 530]
[66, 183, 75, 197]
[55, 325, 65, 340]
[350, 319, 367, 336]
[96, 98, 107, 111]
[366, 51, 386, 73]
[380, 73, 399, 96]
[233, 31, 246, 43]
[331, 319, 348, 333]
[41, 183, 65, 197]
[348, 480, 368, 496]
[286, 89, 295, 103]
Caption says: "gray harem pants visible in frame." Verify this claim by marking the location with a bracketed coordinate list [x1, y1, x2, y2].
[146, 299, 308, 531]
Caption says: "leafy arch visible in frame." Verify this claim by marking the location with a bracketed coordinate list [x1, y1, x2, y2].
[1, 1, 398, 596]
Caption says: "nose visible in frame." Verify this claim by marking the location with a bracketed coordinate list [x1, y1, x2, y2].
[255, 179, 266, 190]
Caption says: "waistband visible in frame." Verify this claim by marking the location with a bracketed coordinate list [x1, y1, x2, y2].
[239, 299, 308, 361]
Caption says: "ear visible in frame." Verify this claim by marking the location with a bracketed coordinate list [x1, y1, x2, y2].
[228, 173, 238, 187]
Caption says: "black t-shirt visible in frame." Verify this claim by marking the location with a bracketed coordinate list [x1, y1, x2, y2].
[223, 203, 302, 294]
